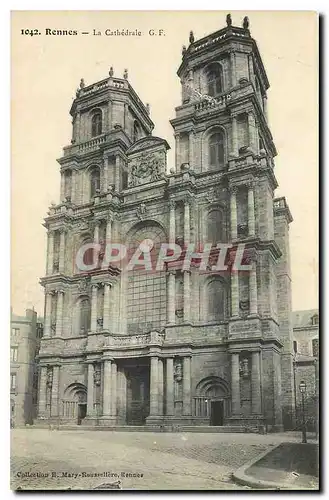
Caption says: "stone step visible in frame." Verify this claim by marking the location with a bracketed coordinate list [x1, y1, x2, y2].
[28, 423, 260, 433]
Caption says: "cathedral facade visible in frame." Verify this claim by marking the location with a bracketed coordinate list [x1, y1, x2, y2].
[37, 16, 295, 430]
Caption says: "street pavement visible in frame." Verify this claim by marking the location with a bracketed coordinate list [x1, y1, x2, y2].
[11, 428, 307, 490]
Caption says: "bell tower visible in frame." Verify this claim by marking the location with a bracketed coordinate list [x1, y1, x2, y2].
[170, 14, 294, 429]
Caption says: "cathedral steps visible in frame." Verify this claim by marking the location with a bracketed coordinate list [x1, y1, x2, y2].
[29, 423, 261, 433]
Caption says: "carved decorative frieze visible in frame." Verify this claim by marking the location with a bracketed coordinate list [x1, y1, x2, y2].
[129, 152, 165, 187]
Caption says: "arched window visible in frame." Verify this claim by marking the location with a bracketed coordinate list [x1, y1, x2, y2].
[207, 209, 225, 244]
[79, 297, 91, 334]
[207, 278, 226, 321]
[312, 338, 319, 358]
[206, 64, 223, 97]
[90, 167, 100, 198]
[209, 132, 224, 170]
[91, 111, 102, 137]
[133, 121, 140, 142]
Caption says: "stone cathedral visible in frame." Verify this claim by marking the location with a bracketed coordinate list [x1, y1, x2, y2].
[37, 15, 295, 430]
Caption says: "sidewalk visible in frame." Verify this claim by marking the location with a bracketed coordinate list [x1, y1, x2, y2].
[233, 442, 319, 490]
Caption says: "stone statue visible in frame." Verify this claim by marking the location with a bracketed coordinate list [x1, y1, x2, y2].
[46, 369, 53, 387]
[243, 16, 249, 30]
[80, 78, 85, 89]
[136, 202, 147, 220]
[93, 367, 101, 386]
[123, 68, 128, 79]
[109, 66, 114, 77]
[189, 31, 195, 44]
[174, 361, 183, 382]
[182, 45, 187, 56]
[239, 358, 250, 378]
[226, 13, 232, 27]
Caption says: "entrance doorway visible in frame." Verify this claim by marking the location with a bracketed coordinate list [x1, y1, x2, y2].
[126, 363, 150, 425]
[211, 401, 224, 426]
[77, 403, 87, 425]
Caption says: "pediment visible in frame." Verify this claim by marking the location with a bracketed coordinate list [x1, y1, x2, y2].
[126, 136, 170, 156]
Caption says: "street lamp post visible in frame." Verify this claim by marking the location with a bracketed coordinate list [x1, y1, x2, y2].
[299, 380, 307, 444]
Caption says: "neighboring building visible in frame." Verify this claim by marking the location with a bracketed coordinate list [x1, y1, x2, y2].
[10, 309, 42, 426]
[37, 15, 295, 430]
[292, 310, 319, 425]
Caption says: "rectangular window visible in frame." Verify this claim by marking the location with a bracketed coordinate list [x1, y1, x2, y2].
[10, 373, 17, 391]
[11, 328, 19, 336]
[10, 347, 18, 363]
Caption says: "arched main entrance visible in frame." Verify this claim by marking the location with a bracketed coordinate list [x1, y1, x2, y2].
[62, 383, 87, 425]
[194, 376, 231, 425]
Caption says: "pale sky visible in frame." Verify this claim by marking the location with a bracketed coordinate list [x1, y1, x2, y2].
[11, 10, 318, 316]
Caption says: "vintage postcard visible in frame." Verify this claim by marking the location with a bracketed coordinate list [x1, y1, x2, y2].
[11, 10, 319, 490]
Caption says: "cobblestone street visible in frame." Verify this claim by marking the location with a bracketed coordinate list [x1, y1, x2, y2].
[10, 429, 300, 490]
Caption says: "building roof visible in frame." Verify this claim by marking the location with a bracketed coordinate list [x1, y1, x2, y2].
[292, 309, 319, 329]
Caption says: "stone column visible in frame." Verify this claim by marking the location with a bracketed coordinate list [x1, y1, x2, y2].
[231, 353, 241, 415]
[248, 112, 257, 153]
[249, 260, 258, 316]
[188, 131, 194, 169]
[169, 200, 175, 243]
[166, 357, 174, 416]
[175, 133, 180, 171]
[44, 292, 52, 337]
[231, 116, 238, 157]
[94, 222, 99, 244]
[38, 366, 48, 417]
[60, 172, 65, 203]
[76, 111, 81, 143]
[230, 51, 237, 87]
[71, 169, 76, 204]
[111, 361, 117, 418]
[106, 216, 112, 244]
[115, 156, 121, 192]
[103, 156, 109, 192]
[183, 356, 192, 416]
[87, 363, 94, 417]
[158, 358, 164, 416]
[51, 365, 60, 417]
[263, 95, 268, 122]
[59, 230, 66, 273]
[251, 351, 262, 414]
[55, 290, 64, 337]
[184, 198, 190, 245]
[149, 356, 158, 416]
[47, 231, 54, 275]
[167, 271, 176, 325]
[103, 283, 111, 330]
[231, 271, 239, 318]
[247, 183, 256, 237]
[102, 359, 112, 416]
[183, 271, 191, 323]
[230, 187, 238, 240]
[91, 285, 98, 332]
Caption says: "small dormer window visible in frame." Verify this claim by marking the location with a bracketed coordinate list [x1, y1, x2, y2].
[91, 111, 102, 137]
[311, 314, 319, 326]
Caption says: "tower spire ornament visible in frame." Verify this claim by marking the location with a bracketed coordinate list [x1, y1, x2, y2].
[189, 31, 195, 44]
[226, 13, 232, 27]
[243, 16, 250, 30]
